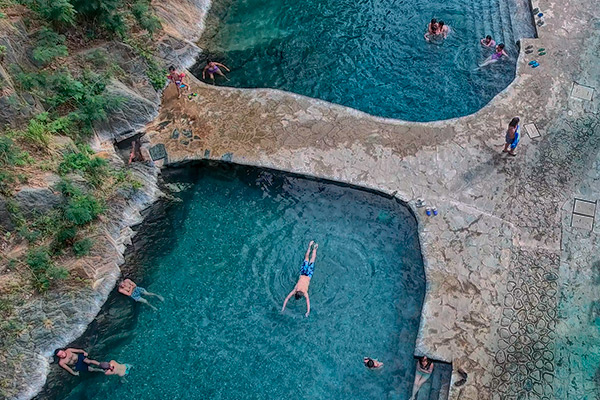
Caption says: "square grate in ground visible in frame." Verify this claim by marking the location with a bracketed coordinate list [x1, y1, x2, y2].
[571, 198, 596, 231]
[571, 83, 595, 101]
[524, 123, 541, 139]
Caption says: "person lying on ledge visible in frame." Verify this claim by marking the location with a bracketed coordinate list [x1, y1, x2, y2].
[54, 348, 102, 376]
[282, 240, 318, 317]
[118, 278, 164, 310]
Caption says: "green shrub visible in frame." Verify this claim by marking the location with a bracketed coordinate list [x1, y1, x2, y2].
[32, 27, 68, 66]
[59, 150, 109, 187]
[55, 225, 77, 245]
[63, 193, 104, 225]
[26, 246, 68, 292]
[71, 0, 125, 36]
[29, 0, 75, 27]
[20, 113, 71, 149]
[0, 45, 6, 60]
[132, 0, 161, 34]
[73, 237, 93, 256]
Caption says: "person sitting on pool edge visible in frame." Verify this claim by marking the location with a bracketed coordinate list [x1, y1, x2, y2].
[118, 278, 164, 310]
[282, 240, 318, 317]
[54, 348, 102, 376]
[364, 357, 384, 369]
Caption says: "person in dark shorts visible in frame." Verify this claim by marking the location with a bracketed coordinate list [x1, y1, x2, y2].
[282, 240, 318, 317]
[54, 348, 101, 376]
[118, 278, 164, 310]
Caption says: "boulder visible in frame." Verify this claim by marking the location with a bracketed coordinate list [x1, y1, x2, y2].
[14, 187, 62, 218]
[94, 79, 160, 142]
[157, 34, 201, 69]
[0, 195, 15, 231]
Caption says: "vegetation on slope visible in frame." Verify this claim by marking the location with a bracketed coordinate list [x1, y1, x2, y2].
[0, 1, 165, 385]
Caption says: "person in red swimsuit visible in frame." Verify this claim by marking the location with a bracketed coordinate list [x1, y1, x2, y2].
[167, 65, 187, 98]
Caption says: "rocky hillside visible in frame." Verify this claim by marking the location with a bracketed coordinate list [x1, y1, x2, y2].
[0, 0, 204, 398]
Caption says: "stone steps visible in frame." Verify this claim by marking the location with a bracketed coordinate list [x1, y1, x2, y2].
[414, 361, 452, 400]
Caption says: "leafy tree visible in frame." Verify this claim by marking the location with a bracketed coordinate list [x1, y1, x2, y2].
[132, 0, 161, 34]
[34, 0, 75, 27]
[32, 27, 68, 66]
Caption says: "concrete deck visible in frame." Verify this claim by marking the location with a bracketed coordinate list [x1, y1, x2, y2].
[143, 0, 600, 397]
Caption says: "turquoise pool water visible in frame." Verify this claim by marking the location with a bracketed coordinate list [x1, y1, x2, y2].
[193, 0, 518, 121]
[39, 164, 425, 399]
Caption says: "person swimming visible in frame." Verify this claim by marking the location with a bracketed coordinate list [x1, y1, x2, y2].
[364, 357, 384, 369]
[101, 360, 132, 377]
[437, 21, 449, 38]
[202, 60, 231, 84]
[480, 35, 496, 47]
[118, 278, 164, 310]
[282, 240, 319, 317]
[424, 18, 439, 42]
[479, 43, 508, 67]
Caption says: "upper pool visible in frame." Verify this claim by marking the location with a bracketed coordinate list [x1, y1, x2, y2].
[37, 163, 425, 399]
[193, 0, 523, 121]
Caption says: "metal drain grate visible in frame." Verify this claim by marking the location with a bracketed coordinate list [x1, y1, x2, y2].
[571, 83, 595, 101]
[571, 198, 596, 230]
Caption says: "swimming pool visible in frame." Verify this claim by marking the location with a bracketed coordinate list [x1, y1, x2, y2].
[192, 0, 525, 121]
[38, 163, 426, 399]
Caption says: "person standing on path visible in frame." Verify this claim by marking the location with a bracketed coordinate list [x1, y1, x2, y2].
[167, 66, 188, 99]
[503, 117, 521, 156]
[282, 240, 318, 317]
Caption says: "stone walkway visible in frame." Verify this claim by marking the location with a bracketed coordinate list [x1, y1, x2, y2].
[143, 0, 599, 398]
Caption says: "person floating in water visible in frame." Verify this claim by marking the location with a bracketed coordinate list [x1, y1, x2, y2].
[480, 35, 496, 47]
[437, 20, 449, 38]
[54, 348, 102, 376]
[167, 66, 188, 99]
[100, 360, 132, 377]
[410, 356, 434, 400]
[479, 43, 508, 67]
[424, 18, 439, 42]
[282, 240, 318, 317]
[364, 357, 384, 369]
[118, 278, 164, 310]
[503, 117, 520, 156]
[202, 60, 230, 84]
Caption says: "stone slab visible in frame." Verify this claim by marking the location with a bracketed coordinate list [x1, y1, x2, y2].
[573, 198, 596, 217]
[524, 123, 541, 139]
[149, 144, 167, 161]
[571, 83, 594, 101]
[571, 214, 594, 230]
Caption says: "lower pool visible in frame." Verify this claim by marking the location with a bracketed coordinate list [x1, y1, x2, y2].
[193, 0, 519, 121]
[38, 163, 426, 399]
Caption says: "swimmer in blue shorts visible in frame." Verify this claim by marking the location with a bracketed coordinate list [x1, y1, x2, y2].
[118, 278, 163, 310]
[282, 241, 319, 317]
[54, 348, 102, 376]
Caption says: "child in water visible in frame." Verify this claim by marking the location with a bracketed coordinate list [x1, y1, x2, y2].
[479, 43, 508, 67]
[480, 35, 496, 47]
